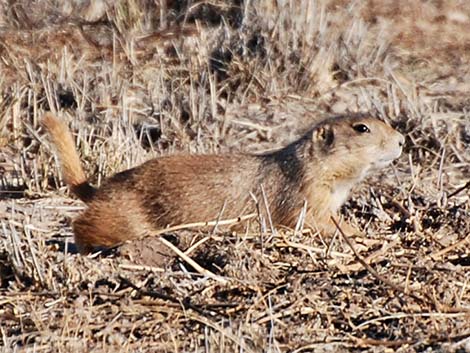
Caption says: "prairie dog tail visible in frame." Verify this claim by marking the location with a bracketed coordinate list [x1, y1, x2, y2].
[42, 113, 96, 202]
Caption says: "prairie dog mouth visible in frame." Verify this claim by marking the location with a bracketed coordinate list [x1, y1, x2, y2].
[374, 148, 402, 168]
[376, 158, 395, 167]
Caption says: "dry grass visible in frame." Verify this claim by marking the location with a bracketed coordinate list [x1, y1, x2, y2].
[1, 0, 470, 352]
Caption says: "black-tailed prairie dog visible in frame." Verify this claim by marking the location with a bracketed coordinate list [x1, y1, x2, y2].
[42, 113, 404, 254]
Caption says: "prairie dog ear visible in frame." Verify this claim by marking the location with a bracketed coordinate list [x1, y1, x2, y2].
[312, 124, 335, 148]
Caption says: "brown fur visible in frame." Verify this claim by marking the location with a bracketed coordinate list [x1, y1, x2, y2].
[42, 113, 404, 254]
[42, 113, 96, 202]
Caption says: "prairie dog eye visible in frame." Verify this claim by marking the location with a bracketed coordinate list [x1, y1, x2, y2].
[353, 123, 370, 133]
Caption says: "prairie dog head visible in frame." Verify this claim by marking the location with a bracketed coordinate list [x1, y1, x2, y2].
[310, 114, 404, 179]
[304, 114, 404, 214]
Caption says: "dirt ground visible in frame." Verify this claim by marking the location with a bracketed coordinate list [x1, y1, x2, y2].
[1, 0, 470, 352]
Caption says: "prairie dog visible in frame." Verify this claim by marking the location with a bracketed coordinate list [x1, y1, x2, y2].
[42, 113, 404, 254]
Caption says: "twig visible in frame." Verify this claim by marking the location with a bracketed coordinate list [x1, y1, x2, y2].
[342, 238, 401, 272]
[184, 236, 212, 256]
[260, 184, 276, 236]
[290, 340, 350, 353]
[355, 311, 470, 330]
[330, 216, 435, 307]
[210, 200, 227, 235]
[275, 240, 353, 259]
[157, 236, 228, 284]
[331, 217, 406, 290]
[429, 233, 470, 260]
[333, 218, 470, 314]
[143, 213, 256, 240]
[349, 336, 415, 348]
[256, 305, 315, 324]
[447, 180, 470, 200]
[118, 264, 165, 273]
[24, 226, 44, 285]
[350, 330, 470, 348]
[293, 200, 308, 235]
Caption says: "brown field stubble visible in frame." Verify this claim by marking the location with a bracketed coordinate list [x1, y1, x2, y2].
[1, 1, 470, 352]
